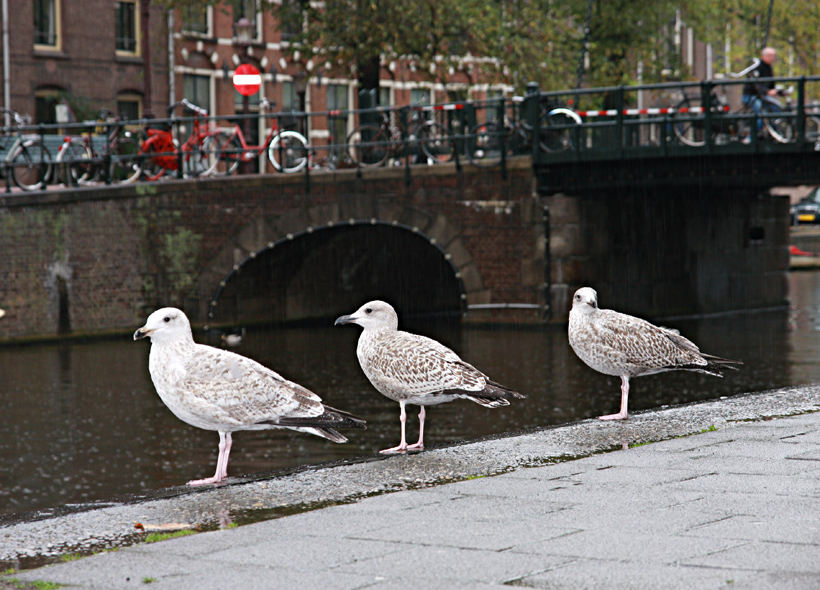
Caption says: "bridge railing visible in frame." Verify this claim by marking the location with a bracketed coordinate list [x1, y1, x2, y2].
[3, 75, 819, 192]
[527, 75, 820, 164]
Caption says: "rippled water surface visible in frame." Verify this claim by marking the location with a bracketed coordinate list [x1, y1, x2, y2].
[3, 271, 820, 516]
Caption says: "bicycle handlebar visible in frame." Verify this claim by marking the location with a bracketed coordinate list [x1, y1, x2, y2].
[181, 98, 208, 116]
[729, 58, 761, 79]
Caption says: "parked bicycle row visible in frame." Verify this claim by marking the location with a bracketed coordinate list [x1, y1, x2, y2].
[3, 75, 820, 192]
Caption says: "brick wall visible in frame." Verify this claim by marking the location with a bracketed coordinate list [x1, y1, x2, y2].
[0, 158, 542, 342]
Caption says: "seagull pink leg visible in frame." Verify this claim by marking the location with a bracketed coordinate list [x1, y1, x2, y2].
[188, 431, 232, 485]
[407, 406, 425, 451]
[598, 376, 630, 421]
[380, 401, 409, 454]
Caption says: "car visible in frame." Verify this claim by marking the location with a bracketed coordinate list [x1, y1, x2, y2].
[790, 187, 820, 225]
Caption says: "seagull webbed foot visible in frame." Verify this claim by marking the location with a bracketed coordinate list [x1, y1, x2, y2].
[379, 443, 409, 454]
[186, 476, 226, 486]
[598, 412, 629, 421]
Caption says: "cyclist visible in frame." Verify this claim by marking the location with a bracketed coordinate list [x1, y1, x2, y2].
[742, 47, 781, 135]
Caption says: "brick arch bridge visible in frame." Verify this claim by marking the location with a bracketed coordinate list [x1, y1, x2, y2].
[194, 211, 479, 324]
[182, 159, 543, 326]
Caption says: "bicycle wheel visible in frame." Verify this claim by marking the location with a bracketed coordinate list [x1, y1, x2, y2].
[762, 103, 794, 143]
[418, 121, 454, 164]
[346, 125, 389, 167]
[56, 137, 94, 186]
[539, 108, 581, 152]
[204, 132, 241, 177]
[10, 139, 52, 191]
[182, 143, 212, 178]
[671, 97, 707, 147]
[467, 121, 508, 167]
[109, 135, 142, 184]
[268, 130, 308, 173]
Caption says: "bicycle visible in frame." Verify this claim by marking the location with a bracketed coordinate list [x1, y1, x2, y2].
[671, 60, 798, 147]
[0, 108, 53, 191]
[310, 109, 355, 171]
[139, 99, 222, 181]
[346, 103, 454, 168]
[467, 98, 582, 167]
[208, 97, 309, 175]
[56, 109, 142, 186]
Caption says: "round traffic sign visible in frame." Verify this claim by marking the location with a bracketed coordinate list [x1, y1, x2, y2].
[233, 63, 261, 96]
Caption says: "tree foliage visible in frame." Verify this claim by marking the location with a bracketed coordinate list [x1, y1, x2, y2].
[167, 0, 820, 96]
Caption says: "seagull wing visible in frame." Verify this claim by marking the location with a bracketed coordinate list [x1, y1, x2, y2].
[178, 344, 326, 427]
[364, 331, 487, 398]
[594, 310, 709, 370]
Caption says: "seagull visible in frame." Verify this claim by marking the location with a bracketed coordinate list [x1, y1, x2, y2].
[335, 300, 524, 454]
[134, 307, 366, 485]
[0, 308, 5, 319]
[568, 287, 741, 421]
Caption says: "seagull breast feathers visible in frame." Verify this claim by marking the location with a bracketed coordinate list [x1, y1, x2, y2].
[358, 331, 487, 400]
[153, 343, 325, 430]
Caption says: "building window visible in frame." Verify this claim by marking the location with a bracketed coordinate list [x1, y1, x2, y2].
[280, 0, 303, 42]
[117, 94, 142, 121]
[34, 0, 60, 49]
[410, 88, 431, 106]
[379, 87, 391, 107]
[183, 74, 211, 113]
[35, 89, 62, 127]
[115, 0, 139, 55]
[326, 84, 348, 144]
[181, 4, 209, 35]
[232, 0, 259, 41]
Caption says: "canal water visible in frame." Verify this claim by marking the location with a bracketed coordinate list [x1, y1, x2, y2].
[2, 272, 820, 517]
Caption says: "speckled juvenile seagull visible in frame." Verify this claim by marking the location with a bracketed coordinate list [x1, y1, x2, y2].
[335, 300, 524, 454]
[134, 308, 365, 485]
[568, 287, 741, 421]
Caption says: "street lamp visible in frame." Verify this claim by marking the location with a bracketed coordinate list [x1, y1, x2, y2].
[233, 17, 254, 173]
[293, 70, 308, 136]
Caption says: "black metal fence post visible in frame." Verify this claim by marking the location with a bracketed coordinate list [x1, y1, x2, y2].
[797, 76, 806, 148]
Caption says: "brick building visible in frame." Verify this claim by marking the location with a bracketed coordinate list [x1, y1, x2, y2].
[1, 0, 169, 124]
[168, 2, 510, 165]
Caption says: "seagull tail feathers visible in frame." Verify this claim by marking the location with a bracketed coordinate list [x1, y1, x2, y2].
[458, 379, 525, 408]
[677, 354, 742, 377]
[293, 427, 349, 443]
[261, 406, 366, 443]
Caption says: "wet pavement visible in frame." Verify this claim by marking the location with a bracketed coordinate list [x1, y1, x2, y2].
[3, 384, 820, 588]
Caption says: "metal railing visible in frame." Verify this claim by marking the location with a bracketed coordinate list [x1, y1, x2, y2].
[2, 75, 819, 193]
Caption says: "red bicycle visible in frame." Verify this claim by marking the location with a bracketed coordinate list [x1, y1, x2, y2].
[208, 97, 309, 175]
[139, 99, 222, 180]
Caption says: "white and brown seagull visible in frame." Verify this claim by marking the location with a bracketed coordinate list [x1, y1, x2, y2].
[568, 287, 741, 420]
[335, 300, 524, 454]
[134, 307, 365, 485]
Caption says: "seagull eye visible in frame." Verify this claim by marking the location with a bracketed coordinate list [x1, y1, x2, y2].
[163, 316, 171, 323]
[365, 308, 372, 314]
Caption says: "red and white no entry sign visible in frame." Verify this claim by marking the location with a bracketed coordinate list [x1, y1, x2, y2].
[233, 63, 261, 96]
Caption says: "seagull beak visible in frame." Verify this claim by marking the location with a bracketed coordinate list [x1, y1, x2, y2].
[133, 327, 154, 340]
[334, 314, 356, 326]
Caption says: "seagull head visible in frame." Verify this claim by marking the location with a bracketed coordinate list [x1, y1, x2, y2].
[334, 300, 399, 331]
[134, 307, 194, 345]
[572, 287, 599, 314]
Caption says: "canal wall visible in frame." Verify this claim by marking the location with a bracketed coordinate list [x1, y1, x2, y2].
[0, 157, 790, 342]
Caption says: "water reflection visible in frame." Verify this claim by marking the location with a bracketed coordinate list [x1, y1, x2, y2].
[1, 272, 819, 516]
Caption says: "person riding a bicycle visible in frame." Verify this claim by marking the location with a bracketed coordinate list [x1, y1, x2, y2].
[742, 47, 782, 133]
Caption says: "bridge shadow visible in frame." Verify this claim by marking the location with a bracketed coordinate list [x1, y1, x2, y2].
[201, 220, 467, 327]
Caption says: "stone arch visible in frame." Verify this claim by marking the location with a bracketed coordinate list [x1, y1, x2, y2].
[186, 203, 487, 324]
